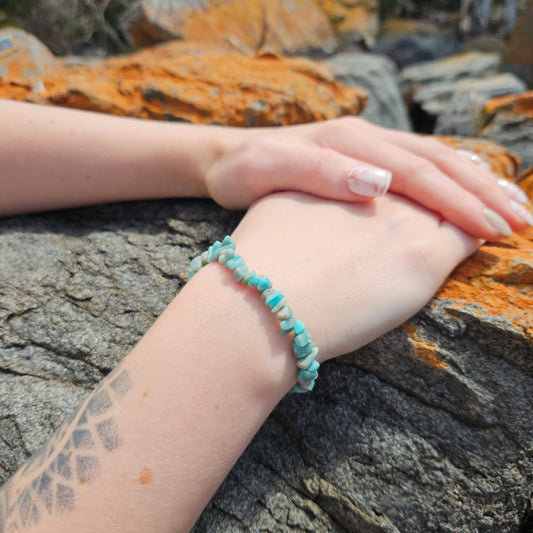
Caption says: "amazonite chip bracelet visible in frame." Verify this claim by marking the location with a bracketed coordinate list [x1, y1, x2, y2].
[187, 235, 319, 393]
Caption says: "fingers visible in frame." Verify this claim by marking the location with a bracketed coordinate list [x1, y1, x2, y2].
[363, 141, 516, 240]
[380, 130, 532, 232]
[209, 136, 392, 209]
[310, 118, 531, 240]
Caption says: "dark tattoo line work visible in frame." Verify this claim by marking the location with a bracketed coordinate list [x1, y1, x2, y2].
[0, 369, 133, 532]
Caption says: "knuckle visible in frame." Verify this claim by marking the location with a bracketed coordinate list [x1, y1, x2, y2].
[306, 148, 338, 177]
[319, 115, 361, 137]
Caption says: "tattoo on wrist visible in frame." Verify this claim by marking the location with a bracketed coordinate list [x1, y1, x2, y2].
[0, 369, 132, 531]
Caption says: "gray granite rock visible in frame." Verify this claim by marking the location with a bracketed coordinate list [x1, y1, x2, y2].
[481, 109, 533, 171]
[400, 51, 502, 88]
[0, 199, 531, 532]
[324, 52, 411, 131]
[432, 73, 527, 136]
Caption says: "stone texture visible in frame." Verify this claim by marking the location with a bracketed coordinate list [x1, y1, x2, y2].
[480, 91, 533, 170]
[400, 51, 524, 134]
[0, 44, 367, 126]
[120, 0, 378, 54]
[400, 51, 502, 88]
[0, 28, 57, 81]
[432, 73, 527, 136]
[317, 0, 379, 48]
[0, 0, 137, 56]
[324, 52, 411, 131]
[374, 18, 458, 69]
[0, 138, 531, 532]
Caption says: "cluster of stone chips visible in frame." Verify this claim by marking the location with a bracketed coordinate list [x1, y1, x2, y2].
[188, 235, 319, 392]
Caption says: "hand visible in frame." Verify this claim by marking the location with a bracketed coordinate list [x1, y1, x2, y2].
[231, 191, 481, 361]
[204, 117, 531, 240]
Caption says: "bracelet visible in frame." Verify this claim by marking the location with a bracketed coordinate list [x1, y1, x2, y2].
[187, 235, 319, 393]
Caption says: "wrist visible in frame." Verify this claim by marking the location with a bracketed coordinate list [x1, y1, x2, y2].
[179, 263, 297, 400]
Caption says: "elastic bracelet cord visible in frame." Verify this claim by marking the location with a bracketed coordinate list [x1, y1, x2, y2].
[187, 235, 319, 393]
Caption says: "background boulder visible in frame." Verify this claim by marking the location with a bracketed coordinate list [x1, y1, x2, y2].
[0, 44, 367, 126]
[324, 51, 411, 131]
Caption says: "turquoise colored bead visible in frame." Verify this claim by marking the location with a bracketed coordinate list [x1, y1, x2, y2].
[233, 265, 248, 282]
[280, 316, 295, 335]
[225, 256, 245, 270]
[261, 287, 276, 301]
[291, 381, 315, 393]
[221, 235, 235, 248]
[307, 359, 320, 373]
[188, 235, 319, 393]
[248, 275, 260, 287]
[276, 305, 292, 321]
[190, 256, 203, 271]
[207, 241, 222, 262]
[265, 290, 286, 311]
[241, 270, 256, 286]
[293, 320, 306, 335]
[296, 346, 319, 369]
[294, 331, 311, 347]
[292, 340, 316, 357]
[218, 248, 235, 264]
[256, 276, 272, 293]
[297, 366, 318, 384]
[271, 298, 287, 313]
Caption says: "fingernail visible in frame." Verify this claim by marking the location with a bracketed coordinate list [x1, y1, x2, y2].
[510, 200, 533, 225]
[347, 167, 392, 197]
[456, 149, 492, 171]
[497, 178, 529, 204]
[483, 208, 513, 237]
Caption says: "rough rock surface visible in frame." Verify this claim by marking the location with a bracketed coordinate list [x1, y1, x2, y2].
[0, 44, 367, 126]
[120, 0, 378, 54]
[432, 73, 527, 136]
[399, 51, 523, 134]
[480, 91, 533, 170]
[400, 51, 502, 89]
[324, 52, 411, 131]
[0, 28, 57, 81]
[0, 137, 531, 532]
[374, 18, 458, 69]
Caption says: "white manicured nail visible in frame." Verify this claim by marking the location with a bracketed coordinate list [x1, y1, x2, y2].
[347, 167, 392, 197]
[456, 149, 492, 171]
[497, 178, 529, 204]
[483, 208, 513, 236]
[510, 200, 533, 225]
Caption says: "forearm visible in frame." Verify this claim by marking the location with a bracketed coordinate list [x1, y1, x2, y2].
[0, 100, 227, 216]
[0, 264, 294, 532]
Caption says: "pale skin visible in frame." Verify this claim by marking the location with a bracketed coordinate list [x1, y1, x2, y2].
[0, 100, 531, 237]
[0, 100, 529, 532]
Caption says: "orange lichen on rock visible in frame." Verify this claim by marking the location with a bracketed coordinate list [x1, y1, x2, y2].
[0, 46, 367, 126]
[482, 91, 533, 120]
[432, 138, 532, 337]
[437, 136, 522, 181]
[121, 0, 378, 54]
[321, 0, 379, 47]
[0, 28, 57, 81]
[437, 227, 533, 336]
[401, 323, 447, 369]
